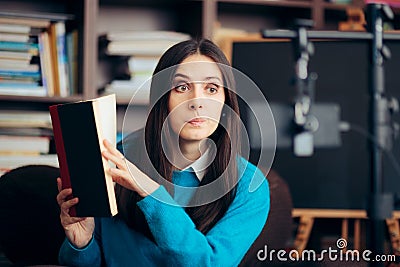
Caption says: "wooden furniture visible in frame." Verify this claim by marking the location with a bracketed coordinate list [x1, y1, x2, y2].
[0, 0, 383, 168]
[292, 208, 400, 255]
[0, 0, 388, 104]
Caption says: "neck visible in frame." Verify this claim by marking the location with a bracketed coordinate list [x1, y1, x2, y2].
[173, 139, 206, 169]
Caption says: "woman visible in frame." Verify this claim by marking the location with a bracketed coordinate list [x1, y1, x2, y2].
[57, 39, 270, 266]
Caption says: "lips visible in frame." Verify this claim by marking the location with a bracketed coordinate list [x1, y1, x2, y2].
[187, 118, 206, 126]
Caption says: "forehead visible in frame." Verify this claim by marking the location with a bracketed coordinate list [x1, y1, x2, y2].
[174, 54, 222, 81]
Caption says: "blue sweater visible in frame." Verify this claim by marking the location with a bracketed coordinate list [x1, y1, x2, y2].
[58, 158, 270, 267]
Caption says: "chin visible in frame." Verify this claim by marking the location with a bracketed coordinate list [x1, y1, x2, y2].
[180, 129, 212, 141]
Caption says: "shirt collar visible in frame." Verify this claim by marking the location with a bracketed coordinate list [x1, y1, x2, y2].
[182, 147, 215, 182]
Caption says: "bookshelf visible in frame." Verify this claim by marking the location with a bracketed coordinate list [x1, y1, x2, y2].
[202, 0, 369, 38]
[0, 0, 391, 105]
[0, 0, 398, 167]
[0, 0, 98, 102]
[0, 0, 91, 175]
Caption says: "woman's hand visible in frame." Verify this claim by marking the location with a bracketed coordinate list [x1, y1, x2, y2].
[102, 139, 160, 197]
[56, 178, 95, 248]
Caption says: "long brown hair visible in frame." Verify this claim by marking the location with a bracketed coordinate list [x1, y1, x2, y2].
[116, 39, 241, 235]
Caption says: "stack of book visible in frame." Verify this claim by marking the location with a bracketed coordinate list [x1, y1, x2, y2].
[0, 18, 44, 96]
[0, 11, 77, 98]
[0, 110, 58, 175]
[101, 31, 190, 104]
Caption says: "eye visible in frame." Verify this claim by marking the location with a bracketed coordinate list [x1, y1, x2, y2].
[174, 84, 190, 93]
[206, 84, 220, 94]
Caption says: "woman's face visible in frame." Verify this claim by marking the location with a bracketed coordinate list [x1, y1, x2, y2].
[168, 54, 225, 142]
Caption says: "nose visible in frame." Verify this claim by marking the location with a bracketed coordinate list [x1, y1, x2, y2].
[188, 99, 203, 110]
[188, 84, 203, 110]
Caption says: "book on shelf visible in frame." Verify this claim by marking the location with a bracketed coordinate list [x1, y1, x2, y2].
[49, 94, 118, 217]
[105, 30, 191, 42]
[0, 110, 52, 128]
[103, 77, 151, 105]
[0, 85, 46, 97]
[0, 16, 50, 29]
[0, 78, 39, 84]
[0, 64, 39, 72]
[0, 75, 39, 83]
[49, 21, 69, 97]
[0, 41, 39, 54]
[0, 24, 30, 34]
[0, 12, 76, 98]
[0, 135, 50, 155]
[0, 154, 58, 176]
[0, 127, 53, 137]
[66, 30, 78, 95]
[0, 50, 33, 60]
[0, 58, 31, 67]
[0, 33, 29, 43]
[0, 11, 73, 22]
[0, 69, 40, 79]
[0, 89, 46, 96]
[0, 55, 44, 96]
[38, 31, 54, 96]
[106, 39, 186, 56]
[102, 30, 190, 56]
[128, 56, 159, 75]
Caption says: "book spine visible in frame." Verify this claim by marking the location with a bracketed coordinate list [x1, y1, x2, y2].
[0, 70, 40, 79]
[0, 17, 50, 28]
[0, 33, 29, 42]
[55, 22, 69, 97]
[49, 105, 76, 217]
[0, 23, 31, 34]
[66, 30, 78, 95]
[49, 23, 60, 96]
[39, 31, 55, 96]
[0, 41, 38, 52]
[37, 33, 48, 95]
[0, 51, 32, 60]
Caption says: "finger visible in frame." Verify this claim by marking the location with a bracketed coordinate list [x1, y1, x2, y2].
[57, 177, 62, 192]
[109, 167, 131, 182]
[60, 197, 78, 213]
[102, 150, 126, 170]
[57, 188, 73, 206]
[103, 139, 124, 158]
[108, 168, 134, 189]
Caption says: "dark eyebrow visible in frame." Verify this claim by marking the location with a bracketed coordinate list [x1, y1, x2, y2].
[173, 73, 222, 84]
[204, 76, 223, 84]
[173, 73, 190, 80]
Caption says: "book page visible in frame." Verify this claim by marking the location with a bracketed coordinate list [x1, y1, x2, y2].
[93, 94, 116, 148]
[92, 93, 118, 215]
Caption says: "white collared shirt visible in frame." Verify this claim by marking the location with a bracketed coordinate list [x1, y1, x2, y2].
[182, 147, 215, 182]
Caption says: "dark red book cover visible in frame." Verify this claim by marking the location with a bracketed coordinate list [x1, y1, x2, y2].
[49, 95, 118, 217]
[49, 105, 76, 217]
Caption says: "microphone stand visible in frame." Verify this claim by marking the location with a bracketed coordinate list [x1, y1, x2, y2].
[262, 11, 399, 262]
[292, 19, 319, 157]
[366, 3, 398, 265]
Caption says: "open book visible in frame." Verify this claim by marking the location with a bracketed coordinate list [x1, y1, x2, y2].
[49, 94, 118, 217]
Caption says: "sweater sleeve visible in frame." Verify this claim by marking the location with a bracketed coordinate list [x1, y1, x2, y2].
[137, 165, 270, 267]
[58, 219, 102, 267]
